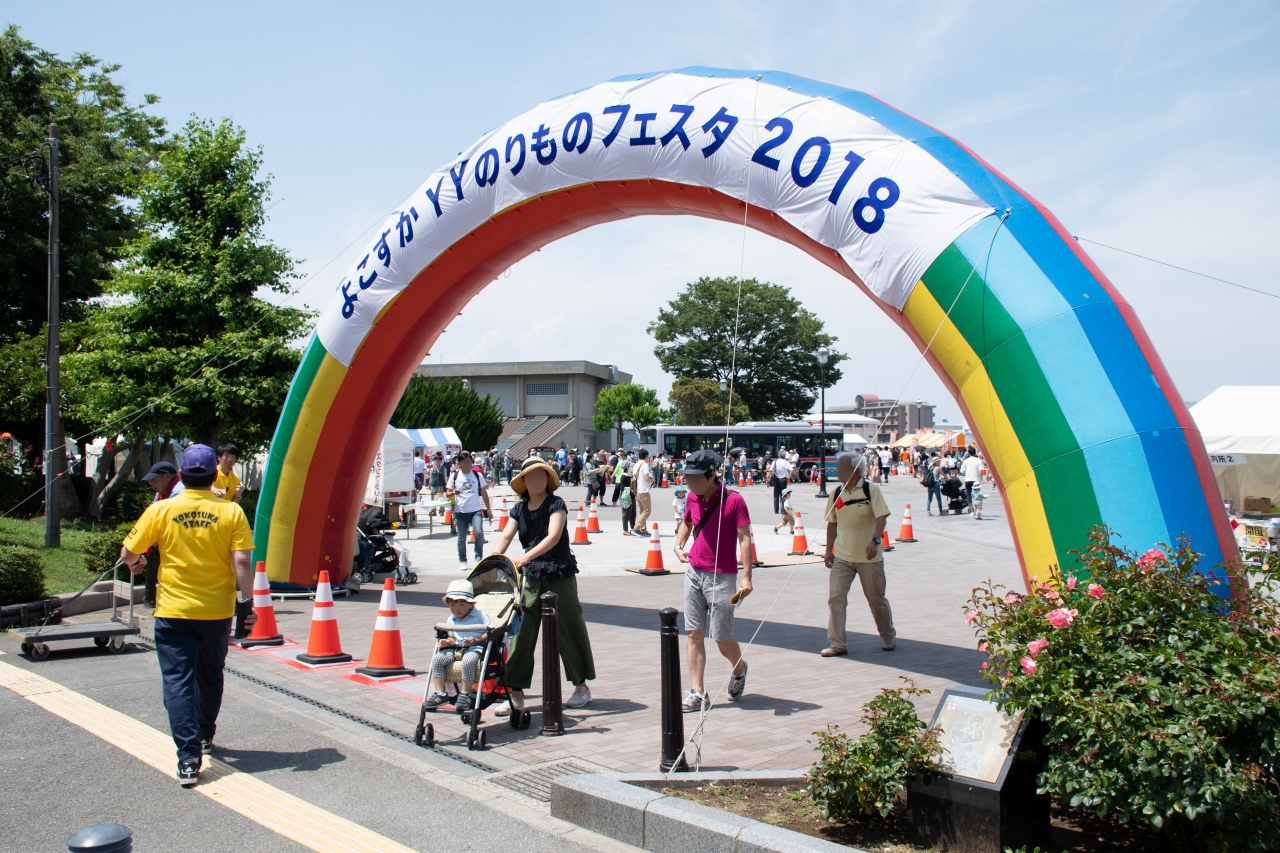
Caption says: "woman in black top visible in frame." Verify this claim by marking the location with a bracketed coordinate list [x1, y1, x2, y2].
[491, 456, 597, 712]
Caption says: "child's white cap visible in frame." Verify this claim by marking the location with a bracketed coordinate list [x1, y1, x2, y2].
[443, 579, 476, 603]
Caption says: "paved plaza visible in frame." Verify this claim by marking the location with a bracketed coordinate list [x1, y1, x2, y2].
[220, 474, 1022, 774]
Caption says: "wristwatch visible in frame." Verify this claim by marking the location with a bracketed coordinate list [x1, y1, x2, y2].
[870, 538, 880, 547]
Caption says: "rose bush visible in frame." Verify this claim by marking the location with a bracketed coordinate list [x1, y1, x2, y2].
[965, 527, 1280, 852]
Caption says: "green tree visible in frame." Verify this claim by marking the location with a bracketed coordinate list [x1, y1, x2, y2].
[649, 276, 846, 421]
[591, 383, 668, 439]
[390, 376, 503, 451]
[668, 377, 752, 426]
[0, 27, 166, 448]
[65, 118, 311, 517]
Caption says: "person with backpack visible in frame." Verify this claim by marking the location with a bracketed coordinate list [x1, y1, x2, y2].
[445, 451, 491, 567]
[822, 452, 896, 656]
[921, 454, 943, 516]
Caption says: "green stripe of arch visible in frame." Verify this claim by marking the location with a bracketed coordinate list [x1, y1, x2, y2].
[252, 335, 327, 565]
[918, 244, 1105, 567]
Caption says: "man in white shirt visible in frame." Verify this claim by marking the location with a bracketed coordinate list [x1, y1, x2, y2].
[960, 448, 984, 509]
[412, 451, 426, 502]
[771, 452, 792, 513]
[446, 451, 491, 566]
[632, 449, 654, 535]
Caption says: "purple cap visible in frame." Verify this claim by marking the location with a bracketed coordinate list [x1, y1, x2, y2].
[181, 444, 217, 476]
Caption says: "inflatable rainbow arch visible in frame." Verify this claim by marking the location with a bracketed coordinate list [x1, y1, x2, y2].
[253, 68, 1239, 596]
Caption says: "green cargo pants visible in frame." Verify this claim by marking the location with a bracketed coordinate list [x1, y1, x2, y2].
[505, 575, 597, 691]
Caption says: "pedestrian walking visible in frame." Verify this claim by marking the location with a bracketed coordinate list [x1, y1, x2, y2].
[446, 450, 491, 566]
[119, 445, 256, 787]
[822, 452, 896, 656]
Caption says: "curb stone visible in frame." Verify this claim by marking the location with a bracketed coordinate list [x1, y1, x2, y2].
[550, 771, 863, 853]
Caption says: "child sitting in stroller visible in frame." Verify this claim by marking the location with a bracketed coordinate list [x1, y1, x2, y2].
[422, 579, 492, 714]
[940, 471, 969, 515]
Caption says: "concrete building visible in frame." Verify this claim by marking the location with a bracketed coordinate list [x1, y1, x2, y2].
[831, 395, 936, 444]
[415, 360, 632, 455]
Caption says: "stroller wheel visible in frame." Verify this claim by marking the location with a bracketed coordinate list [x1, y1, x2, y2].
[406, 572, 417, 584]
[414, 708, 428, 745]
[520, 709, 533, 729]
[476, 730, 488, 750]
[425, 724, 434, 747]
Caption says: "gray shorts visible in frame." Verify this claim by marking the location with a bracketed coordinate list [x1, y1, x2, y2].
[684, 567, 737, 641]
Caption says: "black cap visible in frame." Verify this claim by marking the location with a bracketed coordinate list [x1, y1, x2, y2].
[683, 449, 723, 476]
[140, 461, 177, 482]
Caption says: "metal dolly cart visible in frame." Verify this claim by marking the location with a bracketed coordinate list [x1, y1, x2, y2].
[8, 561, 140, 660]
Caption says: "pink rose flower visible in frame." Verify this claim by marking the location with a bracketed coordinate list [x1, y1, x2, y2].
[1027, 638, 1049, 657]
[964, 609, 980, 627]
[1046, 607, 1079, 629]
[1065, 575, 1078, 590]
[1003, 593, 1021, 606]
[1045, 589, 1061, 601]
[1020, 656, 1037, 675]
[1087, 584, 1106, 600]
[1136, 548, 1166, 570]
[980, 661, 989, 669]
[978, 642, 989, 652]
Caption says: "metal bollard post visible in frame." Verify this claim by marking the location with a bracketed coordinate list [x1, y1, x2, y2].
[539, 591, 565, 735]
[67, 823, 132, 853]
[659, 607, 689, 772]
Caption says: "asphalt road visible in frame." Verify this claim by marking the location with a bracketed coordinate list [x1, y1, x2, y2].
[0, 636, 629, 852]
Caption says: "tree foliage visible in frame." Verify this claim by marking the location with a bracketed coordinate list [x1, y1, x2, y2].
[648, 277, 845, 421]
[390, 376, 504, 451]
[65, 118, 311, 516]
[964, 529, 1280, 853]
[591, 383, 667, 437]
[667, 377, 752, 426]
[0, 27, 167, 446]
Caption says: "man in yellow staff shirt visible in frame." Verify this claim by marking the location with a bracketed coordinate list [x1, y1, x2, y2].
[822, 452, 897, 656]
[211, 442, 244, 502]
[120, 444, 256, 787]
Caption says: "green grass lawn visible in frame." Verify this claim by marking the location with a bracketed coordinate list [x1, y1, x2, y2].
[0, 517, 109, 596]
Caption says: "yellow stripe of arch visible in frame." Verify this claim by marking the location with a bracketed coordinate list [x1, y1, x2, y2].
[902, 284, 1058, 584]
[266, 353, 349, 584]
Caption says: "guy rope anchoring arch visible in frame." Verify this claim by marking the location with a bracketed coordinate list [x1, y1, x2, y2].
[252, 67, 1239, 597]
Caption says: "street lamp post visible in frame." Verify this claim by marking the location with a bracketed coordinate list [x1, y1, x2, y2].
[816, 346, 829, 498]
[719, 379, 728, 423]
[44, 124, 62, 548]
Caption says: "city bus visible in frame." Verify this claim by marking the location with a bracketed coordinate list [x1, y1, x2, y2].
[637, 423, 845, 477]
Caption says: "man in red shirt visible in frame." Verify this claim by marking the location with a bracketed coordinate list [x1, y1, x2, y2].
[673, 449, 752, 713]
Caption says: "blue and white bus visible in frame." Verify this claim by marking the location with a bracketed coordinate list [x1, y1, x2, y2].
[638, 422, 847, 477]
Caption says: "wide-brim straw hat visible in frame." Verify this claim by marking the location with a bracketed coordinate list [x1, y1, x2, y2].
[510, 456, 560, 495]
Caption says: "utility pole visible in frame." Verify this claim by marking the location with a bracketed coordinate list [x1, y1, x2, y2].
[45, 123, 62, 548]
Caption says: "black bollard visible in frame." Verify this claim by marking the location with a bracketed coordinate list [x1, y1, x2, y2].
[540, 591, 565, 735]
[659, 607, 689, 772]
[67, 823, 132, 853]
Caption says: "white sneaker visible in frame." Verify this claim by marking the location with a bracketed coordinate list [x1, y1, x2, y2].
[566, 683, 591, 708]
[682, 689, 710, 713]
[495, 690, 524, 716]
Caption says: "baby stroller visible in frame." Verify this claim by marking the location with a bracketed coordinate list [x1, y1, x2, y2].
[940, 475, 969, 515]
[413, 555, 532, 751]
[353, 506, 417, 586]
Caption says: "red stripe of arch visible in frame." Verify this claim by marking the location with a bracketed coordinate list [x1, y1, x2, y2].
[287, 179, 1040, 584]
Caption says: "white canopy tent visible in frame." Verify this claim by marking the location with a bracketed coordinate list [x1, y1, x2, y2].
[364, 425, 416, 507]
[1189, 386, 1280, 512]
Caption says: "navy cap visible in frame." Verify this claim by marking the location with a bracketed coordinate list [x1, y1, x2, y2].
[140, 461, 177, 482]
[682, 449, 723, 476]
[180, 444, 218, 476]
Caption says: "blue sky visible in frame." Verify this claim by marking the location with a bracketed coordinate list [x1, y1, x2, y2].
[10, 1, 1279, 422]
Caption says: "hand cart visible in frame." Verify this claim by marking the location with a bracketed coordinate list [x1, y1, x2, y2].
[7, 560, 140, 660]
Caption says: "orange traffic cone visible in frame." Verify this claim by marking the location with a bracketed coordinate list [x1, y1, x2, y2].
[746, 471, 754, 486]
[444, 506, 453, 528]
[882, 530, 895, 551]
[237, 561, 284, 647]
[469, 524, 476, 543]
[789, 512, 812, 556]
[572, 502, 591, 545]
[587, 499, 602, 533]
[748, 530, 763, 567]
[640, 523, 667, 574]
[356, 578, 414, 678]
[737, 471, 745, 487]
[297, 570, 352, 665]
[661, 470, 669, 488]
[895, 503, 917, 543]
[497, 497, 509, 532]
